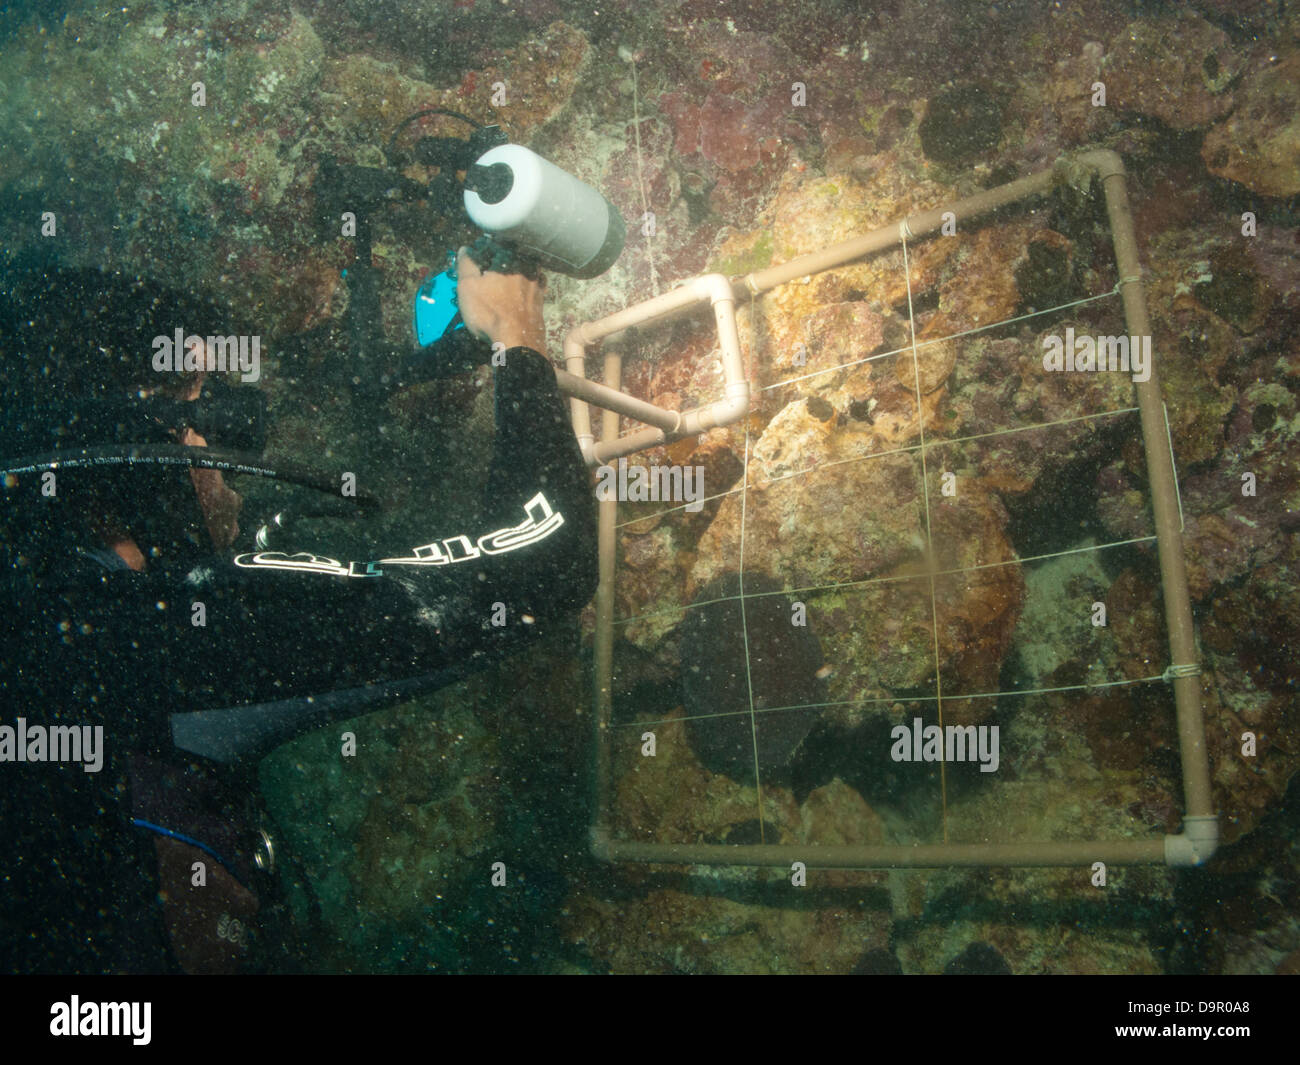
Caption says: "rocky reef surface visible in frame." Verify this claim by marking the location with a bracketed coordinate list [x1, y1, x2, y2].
[3, 0, 1297, 972]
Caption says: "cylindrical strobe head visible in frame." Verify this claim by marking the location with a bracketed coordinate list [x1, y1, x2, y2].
[464, 144, 625, 278]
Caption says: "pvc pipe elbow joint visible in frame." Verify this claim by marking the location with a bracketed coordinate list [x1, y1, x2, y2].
[1071, 148, 1126, 182]
[716, 379, 750, 421]
[1164, 815, 1218, 867]
[692, 273, 736, 307]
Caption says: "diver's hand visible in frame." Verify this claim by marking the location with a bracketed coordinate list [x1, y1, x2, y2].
[456, 247, 546, 354]
[180, 426, 243, 552]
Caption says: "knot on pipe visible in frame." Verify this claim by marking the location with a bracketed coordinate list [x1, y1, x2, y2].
[1162, 662, 1201, 681]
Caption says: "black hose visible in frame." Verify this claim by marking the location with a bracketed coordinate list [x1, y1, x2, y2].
[0, 444, 383, 514]
[383, 107, 486, 167]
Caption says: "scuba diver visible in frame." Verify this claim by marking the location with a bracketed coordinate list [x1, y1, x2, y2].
[0, 237, 600, 971]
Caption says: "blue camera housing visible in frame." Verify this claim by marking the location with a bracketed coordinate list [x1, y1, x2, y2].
[413, 265, 464, 347]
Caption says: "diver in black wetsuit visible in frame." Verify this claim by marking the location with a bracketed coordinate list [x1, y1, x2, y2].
[0, 251, 597, 973]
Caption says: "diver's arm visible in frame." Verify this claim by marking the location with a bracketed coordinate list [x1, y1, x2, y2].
[473, 344, 597, 624]
[155, 331, 596, 757]
[452, 250, 597, 620]
[169, 262, 592, 700]
[152, 263, 591, 736]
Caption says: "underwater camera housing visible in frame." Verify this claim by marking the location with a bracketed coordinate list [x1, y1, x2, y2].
[313, 108, 626, 361]
[413, 142, 626, 346]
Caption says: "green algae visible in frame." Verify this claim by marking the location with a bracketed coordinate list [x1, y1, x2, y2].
[709, 230, 774, 276]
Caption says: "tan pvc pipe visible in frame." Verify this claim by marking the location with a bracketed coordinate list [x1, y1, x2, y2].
[562, 281, 708, 463]
[561, 274, 748, 465]
[555, 367, 681, 433]
[739, 168, 1056, 296]
[1078, 150, 1215, 860]
[582, 149, 1216, 868]
[558, 174, 1060, 463]
[590, 352, 622, 835]
[590, 829, 1166, 869]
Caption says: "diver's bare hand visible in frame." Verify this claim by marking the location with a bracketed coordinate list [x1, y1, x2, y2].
[180, 426, 243, 551]
[456, 247, 546, 354]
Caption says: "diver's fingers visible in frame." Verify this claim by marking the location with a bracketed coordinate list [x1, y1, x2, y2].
[456, 246, 481, 279]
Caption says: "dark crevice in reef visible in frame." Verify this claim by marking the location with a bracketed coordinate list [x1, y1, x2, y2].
[1002, 420, 1143, 579]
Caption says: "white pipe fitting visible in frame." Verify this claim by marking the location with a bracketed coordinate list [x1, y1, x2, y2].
[1164, 815, 1219, 867]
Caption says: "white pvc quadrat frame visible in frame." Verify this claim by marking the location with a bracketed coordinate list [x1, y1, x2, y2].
[550, 149, 1216, 871]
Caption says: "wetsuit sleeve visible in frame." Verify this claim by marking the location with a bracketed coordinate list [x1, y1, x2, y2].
[475, 346, 598, 620]
[8, 346, 597, 747]
[204, 342, 598, 705]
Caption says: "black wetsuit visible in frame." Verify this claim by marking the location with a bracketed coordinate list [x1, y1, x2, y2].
[0, 346, 597, 972]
